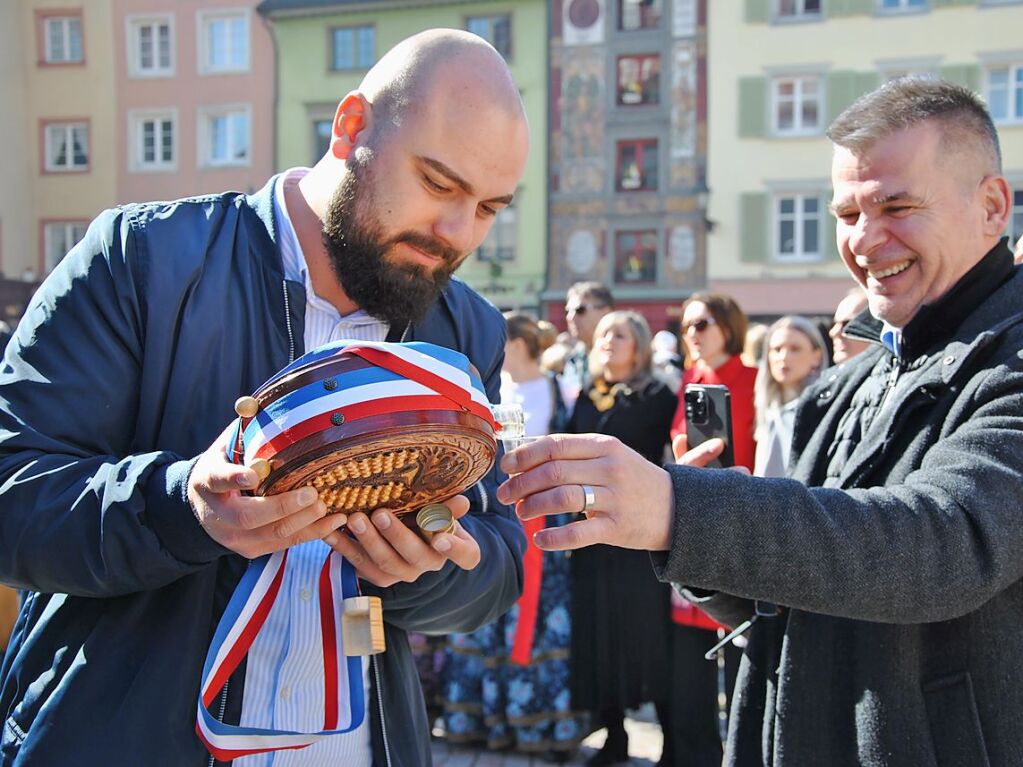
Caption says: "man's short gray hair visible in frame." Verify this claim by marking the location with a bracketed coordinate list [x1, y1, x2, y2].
[826, 77, 1001, 174]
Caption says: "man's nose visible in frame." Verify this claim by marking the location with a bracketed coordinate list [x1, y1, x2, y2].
[847, 214, 886, 257]
[433, 203, 477, 255]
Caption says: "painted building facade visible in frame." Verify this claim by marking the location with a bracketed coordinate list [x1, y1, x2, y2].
[112, 0, 276, 205]
[9, 0, 117, 283]
[259, 0, 549, 313]
[707, 0, 1023, 318]
[546, 0, 708, 334]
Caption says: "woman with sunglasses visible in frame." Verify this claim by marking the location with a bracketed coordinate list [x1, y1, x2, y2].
[664, 293, 757, 767]
[567, 311, 676, 766]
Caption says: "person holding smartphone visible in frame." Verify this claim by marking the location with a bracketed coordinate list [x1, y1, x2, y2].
[669, 294, 757, 473]
[664, 294, 757, 767]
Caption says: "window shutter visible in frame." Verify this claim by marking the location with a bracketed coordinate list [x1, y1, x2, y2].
[939, 64, 982, 93]
[828, 0, 875, 17]
[738, 77, 767, 138]
[826, 70, 881, 125]
[745, 0, 769, 23]
[740, 193, 770, 263]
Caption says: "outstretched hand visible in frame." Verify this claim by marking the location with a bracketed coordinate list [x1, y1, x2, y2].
[496, 433, 674, 552]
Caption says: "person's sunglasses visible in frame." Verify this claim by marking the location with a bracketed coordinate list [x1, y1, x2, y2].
[683, 317, 716, 333]
[565, 303, 606, 318]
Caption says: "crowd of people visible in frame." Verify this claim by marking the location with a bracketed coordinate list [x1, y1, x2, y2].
[0, 27, 1019, 767]
[429, 278, 870, 766]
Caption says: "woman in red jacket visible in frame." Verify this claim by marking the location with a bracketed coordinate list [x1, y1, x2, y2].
[664, 292, 756, 767]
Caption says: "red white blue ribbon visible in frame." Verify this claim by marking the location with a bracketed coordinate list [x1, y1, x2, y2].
[227, 341, 498, 467]
[201, 341, 496, 760]
[196, 550, 365, 760]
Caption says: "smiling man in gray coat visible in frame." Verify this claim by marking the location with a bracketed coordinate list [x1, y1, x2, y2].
[497, 77, 1023, 766]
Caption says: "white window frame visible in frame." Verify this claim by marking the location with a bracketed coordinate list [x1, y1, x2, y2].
[43, 221, 89, 273]
[128, 109, 177, 173]
[198, 104, 252, 168]
[773, 0, 822, 22]
[877, 0, 928, 12]
[43, 15, 83, 63]
[987, 64, 1023, 124]
[126, 13, 175, 78]
[330, 25, 375, 71]
[772, 193, 823, 263]
[43, 122, 89, 172]
[197, 9, 250, 75]
[770, 75, 823, 136]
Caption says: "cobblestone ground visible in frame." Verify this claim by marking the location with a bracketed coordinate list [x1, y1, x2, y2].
[430, 706, 663, 766]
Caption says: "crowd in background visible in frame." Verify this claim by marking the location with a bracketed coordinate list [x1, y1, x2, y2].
[419, 280, 871, 766]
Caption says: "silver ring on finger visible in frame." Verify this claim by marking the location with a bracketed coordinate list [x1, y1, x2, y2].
[580, 484, 596, 513]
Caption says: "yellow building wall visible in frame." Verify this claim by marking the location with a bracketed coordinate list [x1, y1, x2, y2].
[24, 0, 117, 277]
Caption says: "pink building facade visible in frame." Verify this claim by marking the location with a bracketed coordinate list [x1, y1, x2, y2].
[113, 0, 275, 204]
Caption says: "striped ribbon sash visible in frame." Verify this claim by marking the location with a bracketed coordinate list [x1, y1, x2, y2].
[227, 341, 498, 466]
[196, 550, 365, 760]
[201, 341, 498, 759]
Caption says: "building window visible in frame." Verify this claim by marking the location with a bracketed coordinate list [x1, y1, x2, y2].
[1007, 188, 1023, 244]
[313, 119, 333, 165]
[774, 194, 822, 262]
[878, 0, 926, 10]
[618, 0, 662, 30]
[127, 15, 174, 77]
[43, 122, 89, 172]
[43, 221, 89, 273]
[617, 54, 660, 106]
[614, 230, 657, 284]
[129, 111, 175, 171]
[466, 15, 511, 58]
[476, 203, 517, 263]
[200, 106, 250, 167]
[616, 139, 658, 192]
[988, 65, 1023, 123]
[331, 25, 374, 71]
[199, 10, 249, 74]
[775, 0, 821, 19]
[771, 76, 822, 136]
[42, 15, 83, 64]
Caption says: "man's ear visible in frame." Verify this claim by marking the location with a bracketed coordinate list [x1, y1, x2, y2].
[979, 174, 1011, 238]
[330, 92, 372, 161]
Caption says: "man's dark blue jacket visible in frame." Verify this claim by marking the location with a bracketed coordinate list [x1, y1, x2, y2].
[0, 178, 525, 766]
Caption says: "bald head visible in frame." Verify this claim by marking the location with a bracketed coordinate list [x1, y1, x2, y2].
[359, 29, 525, 142]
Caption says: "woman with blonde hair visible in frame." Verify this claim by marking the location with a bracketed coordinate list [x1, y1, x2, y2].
[568, 310, 677, 766]
[754, 314, 830, 478]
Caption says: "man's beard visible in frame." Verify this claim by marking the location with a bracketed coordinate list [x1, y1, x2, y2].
[322, 165, 461, 328]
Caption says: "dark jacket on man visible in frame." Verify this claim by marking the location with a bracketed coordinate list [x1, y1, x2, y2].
[0, 178, 525, 766]
[659, 242, 1023, 766]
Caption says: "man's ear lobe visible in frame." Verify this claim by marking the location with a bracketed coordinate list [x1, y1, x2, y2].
[330, 92, 371, 160]
[980, 174, 1011, 236]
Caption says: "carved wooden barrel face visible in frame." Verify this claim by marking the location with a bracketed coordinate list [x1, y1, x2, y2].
[246, 351, 497, 516]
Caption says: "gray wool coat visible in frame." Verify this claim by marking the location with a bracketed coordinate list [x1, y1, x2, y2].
[657, 259, 1023, 766]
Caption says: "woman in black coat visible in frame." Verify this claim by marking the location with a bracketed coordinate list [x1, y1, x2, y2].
[567, 310, 677, 766]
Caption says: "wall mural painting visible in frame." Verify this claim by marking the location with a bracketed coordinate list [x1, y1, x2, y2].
[672, 0, 697, 38]
[560, 49, 606, 194]
[669, 41, 698, 187]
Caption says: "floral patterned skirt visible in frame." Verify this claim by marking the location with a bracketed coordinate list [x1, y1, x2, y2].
[441, 523, 586, 755]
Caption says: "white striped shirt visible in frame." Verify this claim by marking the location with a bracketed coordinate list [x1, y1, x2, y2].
[234, 169, 387, 767]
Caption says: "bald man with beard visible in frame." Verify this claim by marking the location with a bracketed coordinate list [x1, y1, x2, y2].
[0, 30, 528, 767]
